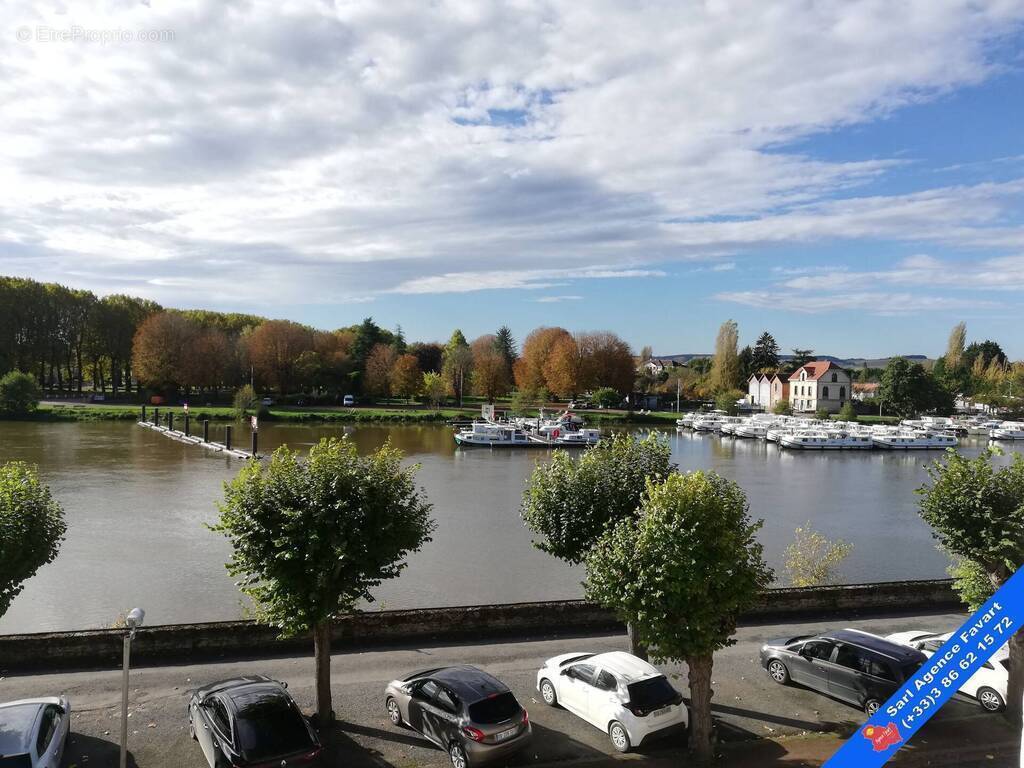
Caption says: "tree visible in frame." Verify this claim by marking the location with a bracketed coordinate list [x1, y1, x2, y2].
[638, 345, 653, 363]
[514, 327, 571, 393]
[585, 471, 772, 760]
[442, 330, 472, 406]
[495, 326, 518, 371]
[470, 335, 511, 402]
[247, 320, 314, 395]
[543, 334, 584, 398]
[838, 402, 857, 422]
[421, 371, 446, 410]
[364, 343, 397, 400]
[772, 398, 792, 415]
[789, 348, 814, 372]
[946, 322, 966, 369]
[0, 461, 66, 618]
[815, 406, 830, 421]
[409, 342, 444, 374]
[592, 387, 620, 408]
[715, 388, 744, 415]
[738, 345, 754, 380]
[522, 433, 673, 657]
[390, 354, 422, 402]
[0, 371, 42, 416]
[132, 311, 198, 392]
[585, 332, 636, 395]
[962, 340, 1007, 372]
[948, 556, 995, 612]
[879, 357, 953, 418]
[917, 449, 1024, 724]
[710, 320, 741, 393]
[751, 332, 781, 372]
[784, 523, 853, 586]
[213, 437, 435, 725]
[232, 384, 258, 420]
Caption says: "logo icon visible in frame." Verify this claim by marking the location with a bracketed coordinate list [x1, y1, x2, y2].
[862, 722, 902, 752]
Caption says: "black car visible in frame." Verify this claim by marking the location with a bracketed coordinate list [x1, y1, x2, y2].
[187, 675, 321, 768]
[384, 666, 532, 768]
[760, 628, 927, 715]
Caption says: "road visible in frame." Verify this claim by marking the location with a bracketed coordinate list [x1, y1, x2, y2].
[1, 608, 1017, 767]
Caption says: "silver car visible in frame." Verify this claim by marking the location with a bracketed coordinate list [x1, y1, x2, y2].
[0, 696, 71, 768]
[384, 665, 531, 768]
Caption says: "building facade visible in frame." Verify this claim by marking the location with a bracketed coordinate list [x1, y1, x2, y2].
[747, 374, 771, 407]
[787, 361, 852, 413]
[769, 374, 790, 410]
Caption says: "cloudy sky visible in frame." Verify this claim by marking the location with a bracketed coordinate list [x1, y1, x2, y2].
[2, 0, 1024, 356]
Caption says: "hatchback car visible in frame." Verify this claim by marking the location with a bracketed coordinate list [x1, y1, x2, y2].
[187, 675, 321, 768]
[887, 629, 1008, 712]
[536, 651, 687, 752]
[760, 628, 927, 715]
[384, 665, 531, 768]
[0, 696, 70, 768]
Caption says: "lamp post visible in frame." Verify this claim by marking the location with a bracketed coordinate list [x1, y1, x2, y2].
[120, 607, 145, 768]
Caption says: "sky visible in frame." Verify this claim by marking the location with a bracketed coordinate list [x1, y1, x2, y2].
[2, 1, 1024, 358]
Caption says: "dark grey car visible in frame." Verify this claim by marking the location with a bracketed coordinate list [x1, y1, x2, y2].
[759, 628, 926, 715]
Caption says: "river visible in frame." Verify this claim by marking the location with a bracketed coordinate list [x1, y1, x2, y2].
[0, 420, 1014, 634]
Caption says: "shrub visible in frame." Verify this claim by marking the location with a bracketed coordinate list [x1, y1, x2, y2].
[815, 406, 830, 421]
[771, 399, 792, 415]
[232, 384, 257, 420]
[592, 387, 620, 409]
[784, 522, 853, 586]
[714, 389, 744, 415]
[838, 402, 858, 422]
[0, 371, 42, 416]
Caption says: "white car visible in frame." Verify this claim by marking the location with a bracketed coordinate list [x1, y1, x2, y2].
[536, 651, 687, 752]
[886, 630, 1008, 712]
[0, 696, 71, 768]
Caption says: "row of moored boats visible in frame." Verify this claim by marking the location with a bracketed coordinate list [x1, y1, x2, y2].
[675, 413, 1024, 450]
[454, 411, 602, 448]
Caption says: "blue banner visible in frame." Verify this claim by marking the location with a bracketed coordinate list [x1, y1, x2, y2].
[824, 567, 1024, 767]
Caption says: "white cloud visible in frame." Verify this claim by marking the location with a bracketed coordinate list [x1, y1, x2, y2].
[531, 295, 583, 303]
[780, 254, 1024, 291]
[716, 290, 1001, 315]
[0, 0, 1022, 306]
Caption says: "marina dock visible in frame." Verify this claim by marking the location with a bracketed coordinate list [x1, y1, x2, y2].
[137, 406, 259, 459]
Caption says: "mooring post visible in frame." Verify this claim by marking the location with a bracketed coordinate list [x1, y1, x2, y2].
[203, 419, 210, 443]
[141, 405, 147, 423]
[153, 407, 159, 426]
[168, 411, 174, 433]
[251, 429, 258, 457]
[184, 413, 190, 437]
[225, 424, 232, 451]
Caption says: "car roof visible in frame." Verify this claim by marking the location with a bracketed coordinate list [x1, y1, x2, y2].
[195, 675, 277, 700]
[0, 701, 44, 755]
[427, 666, 508, 703]
[588, 651, 661, 683]
[825, 629, 927, 663]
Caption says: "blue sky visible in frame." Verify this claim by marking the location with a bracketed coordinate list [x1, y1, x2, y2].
[2, 1, 1024, 357]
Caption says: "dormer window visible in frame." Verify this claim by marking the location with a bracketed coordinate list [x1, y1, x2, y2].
[831, 373, 838, 382]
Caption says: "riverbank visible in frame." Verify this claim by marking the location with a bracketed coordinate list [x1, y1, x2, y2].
[19, 402, 686, 425]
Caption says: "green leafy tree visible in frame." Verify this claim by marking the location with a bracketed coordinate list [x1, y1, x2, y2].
[838, 402, 857, 421]
[784, 522, 853, 586]
[948, 556, 996, 612]
[213, 437, 435, 725]
[421, 371, 446, 410]
[962, 339, 1007, 372]
[751, 332, 781, 372]
[710, 320, 741, 392]
[879, 356, 953, 418]
[789, 348, 814, 373]
[592, 386, 620, 408]
[232, 384, 258, 420]
[815, 406, 830, 421]
[772, 398, 792, 415]
[715, 388, 744, 415]
[945, 322, 966, 369]
[0, 462, 66, 618]
[494, 326, 518, 371]
[0, 370, 42, 416]
[522, 432, 673, 657]
[585, 472, 772, 760]
[737, 345, 754, 380]
[917, 448, 1024, 724]
[442, 330, 472, 406]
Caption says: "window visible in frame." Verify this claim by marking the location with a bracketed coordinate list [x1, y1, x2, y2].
[834, 644, 864, 670]
[568, 663, 597, 684]
[864, 658, 896, 681]
[840, 386, 846, 399]
[467, 692, 521, 724]
[595, 670, 617, 691]
[35, 706, 59, 755]
[832, 373, 838, 382]
[802, 640, 835, 661]
[435, 689, 457, 713]
[210, 699, 231, 738]
[233, 691, 314, 762]
[417, 680, 441, 700]
[823, 386, 829, 399]
[625, 676, 679, 710]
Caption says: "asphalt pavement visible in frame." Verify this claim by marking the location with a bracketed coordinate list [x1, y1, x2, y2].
[1, 608, 1018, 767]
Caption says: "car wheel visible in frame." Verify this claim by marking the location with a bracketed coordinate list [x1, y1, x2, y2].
[386, 697, 402, 726]
[609, 721, 632, 753]
[767, 660, 790, 685]
[977, 687, 1005, 712]
[449, 742, 469, 768]
[864, 698, 882, 716]
[539, 679, 558, 707]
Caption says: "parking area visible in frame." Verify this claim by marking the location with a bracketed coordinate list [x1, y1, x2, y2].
[1, 608, 1017, 767]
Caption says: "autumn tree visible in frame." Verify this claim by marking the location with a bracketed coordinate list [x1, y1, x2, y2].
[364, 343, 398, 400]
[247, 320, 314, 395]
[390, 354, 422, 402]
[421, 371, 446, 410]
[543, 334, 584, 398]
[514, 327, 571, 394]
[132, 311, 198, 391]
[710, 320, 741, 392]
[470, 335, 511, 402]
[586, 332, 636, 394]
[409, 342, 444, 374]
[946, 322, 966, 369]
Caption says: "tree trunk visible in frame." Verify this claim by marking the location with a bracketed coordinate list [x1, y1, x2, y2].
[1006, 627, 1024, 727]
[687, 653, 715, 763]
[626, 622, 648, 661]
[313, 620, 334, 730]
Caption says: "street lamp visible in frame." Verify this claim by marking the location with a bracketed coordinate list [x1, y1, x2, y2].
[120, 607, 145, 768]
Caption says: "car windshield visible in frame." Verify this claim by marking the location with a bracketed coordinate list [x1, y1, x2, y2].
[233, 691, 314, 761]
[0, 704, 40, 756]
[467, 692, 521, 724]
[627, 676, 679, 710]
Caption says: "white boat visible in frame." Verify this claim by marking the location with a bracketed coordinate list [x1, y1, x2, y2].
[734, 421, 770, 439]
[991, 422, 1024, 440]
[533, 424, 602, 446]
[779, 430, 873, 450]
[766, 426, 794, 443]
[872, 430, 958, 449]
[693, 415, 726, 432]
[676, 413, 696, 428]
[454, 422, 534, 447]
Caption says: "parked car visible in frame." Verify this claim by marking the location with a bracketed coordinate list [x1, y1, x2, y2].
[342, 394, 355, 407]
[760, 628, 927, 714]
[0, 696, 71, 768]
[536, 651, 687, 752]
[187, 675, 321, 768]
[260, 397, 274, 406]
[886, 630, 1008, 712]
[384, 665, 531, 768]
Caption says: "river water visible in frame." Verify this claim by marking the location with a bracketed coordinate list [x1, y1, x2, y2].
[0, 420, 1014, 634]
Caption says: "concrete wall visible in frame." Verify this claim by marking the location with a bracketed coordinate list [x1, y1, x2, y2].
[0, 580, 960, 672]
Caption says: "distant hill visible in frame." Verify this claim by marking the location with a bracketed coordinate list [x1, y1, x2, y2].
[651, 353, 932, 368]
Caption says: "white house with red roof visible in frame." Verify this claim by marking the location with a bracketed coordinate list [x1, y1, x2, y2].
[788, 360, 852, 413]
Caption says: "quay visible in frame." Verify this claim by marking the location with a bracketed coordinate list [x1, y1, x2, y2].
[136, 405, 259, 460]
